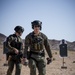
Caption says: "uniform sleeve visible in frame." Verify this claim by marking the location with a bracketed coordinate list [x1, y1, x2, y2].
[6, 35, 15, 52]
[23, 35, 30, 58]
[44, 36, 52, 58]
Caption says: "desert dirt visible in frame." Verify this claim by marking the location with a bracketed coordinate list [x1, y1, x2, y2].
[0, 45, 75, 75]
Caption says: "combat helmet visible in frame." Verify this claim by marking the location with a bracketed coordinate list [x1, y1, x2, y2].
[14, 26, 24, 33]
[31, 20, 42, 30]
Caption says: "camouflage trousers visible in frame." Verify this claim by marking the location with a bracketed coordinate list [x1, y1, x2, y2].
[6, 60, 22, 75]
[28, 56, 46, 75]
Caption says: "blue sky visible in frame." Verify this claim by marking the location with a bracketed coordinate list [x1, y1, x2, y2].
[0, 0, 75, 42]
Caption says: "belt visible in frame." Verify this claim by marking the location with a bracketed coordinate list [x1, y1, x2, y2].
[30, 50, 45, 56]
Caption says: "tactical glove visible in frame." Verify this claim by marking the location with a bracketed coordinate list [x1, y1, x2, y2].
[46, 58, 52, 64]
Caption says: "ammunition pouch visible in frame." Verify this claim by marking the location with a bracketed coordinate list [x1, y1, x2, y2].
[31, 34, 44, 51]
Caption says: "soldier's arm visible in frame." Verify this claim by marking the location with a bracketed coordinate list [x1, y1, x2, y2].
[44, 36, 52, 58]
[6, 35, 15, 52]
[23, 35, 30, 58]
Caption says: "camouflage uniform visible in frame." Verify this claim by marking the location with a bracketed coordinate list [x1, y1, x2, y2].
[6, 34, 23, 75]
[24, 32, 52, 75]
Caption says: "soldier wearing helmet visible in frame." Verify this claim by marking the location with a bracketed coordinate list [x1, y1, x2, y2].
[23, 20, 52, 75]
[31, 20, 42, 30]
[6, 26, 24, 75]
[14, 26, 24, 36]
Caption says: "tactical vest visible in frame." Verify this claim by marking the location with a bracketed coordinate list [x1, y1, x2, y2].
[10, 34, 22, 51]
[30, 33, 44, 51]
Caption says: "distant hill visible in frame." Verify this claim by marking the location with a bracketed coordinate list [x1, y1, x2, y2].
[0, 33, 75, 50]
[0, 33, 6, 45]
[49, 39, 75, 51]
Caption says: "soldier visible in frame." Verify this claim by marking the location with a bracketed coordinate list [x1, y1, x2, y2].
[23, 20, 52, 75]
[6, 26, 24, 75]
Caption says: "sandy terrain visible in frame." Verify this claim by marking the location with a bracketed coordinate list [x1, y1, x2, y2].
[0, 45, 75, 75]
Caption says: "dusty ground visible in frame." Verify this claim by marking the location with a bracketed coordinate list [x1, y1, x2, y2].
[0, 45, 75, 75]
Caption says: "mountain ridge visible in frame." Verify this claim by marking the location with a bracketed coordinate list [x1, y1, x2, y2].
[0, 33, 75, 50]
